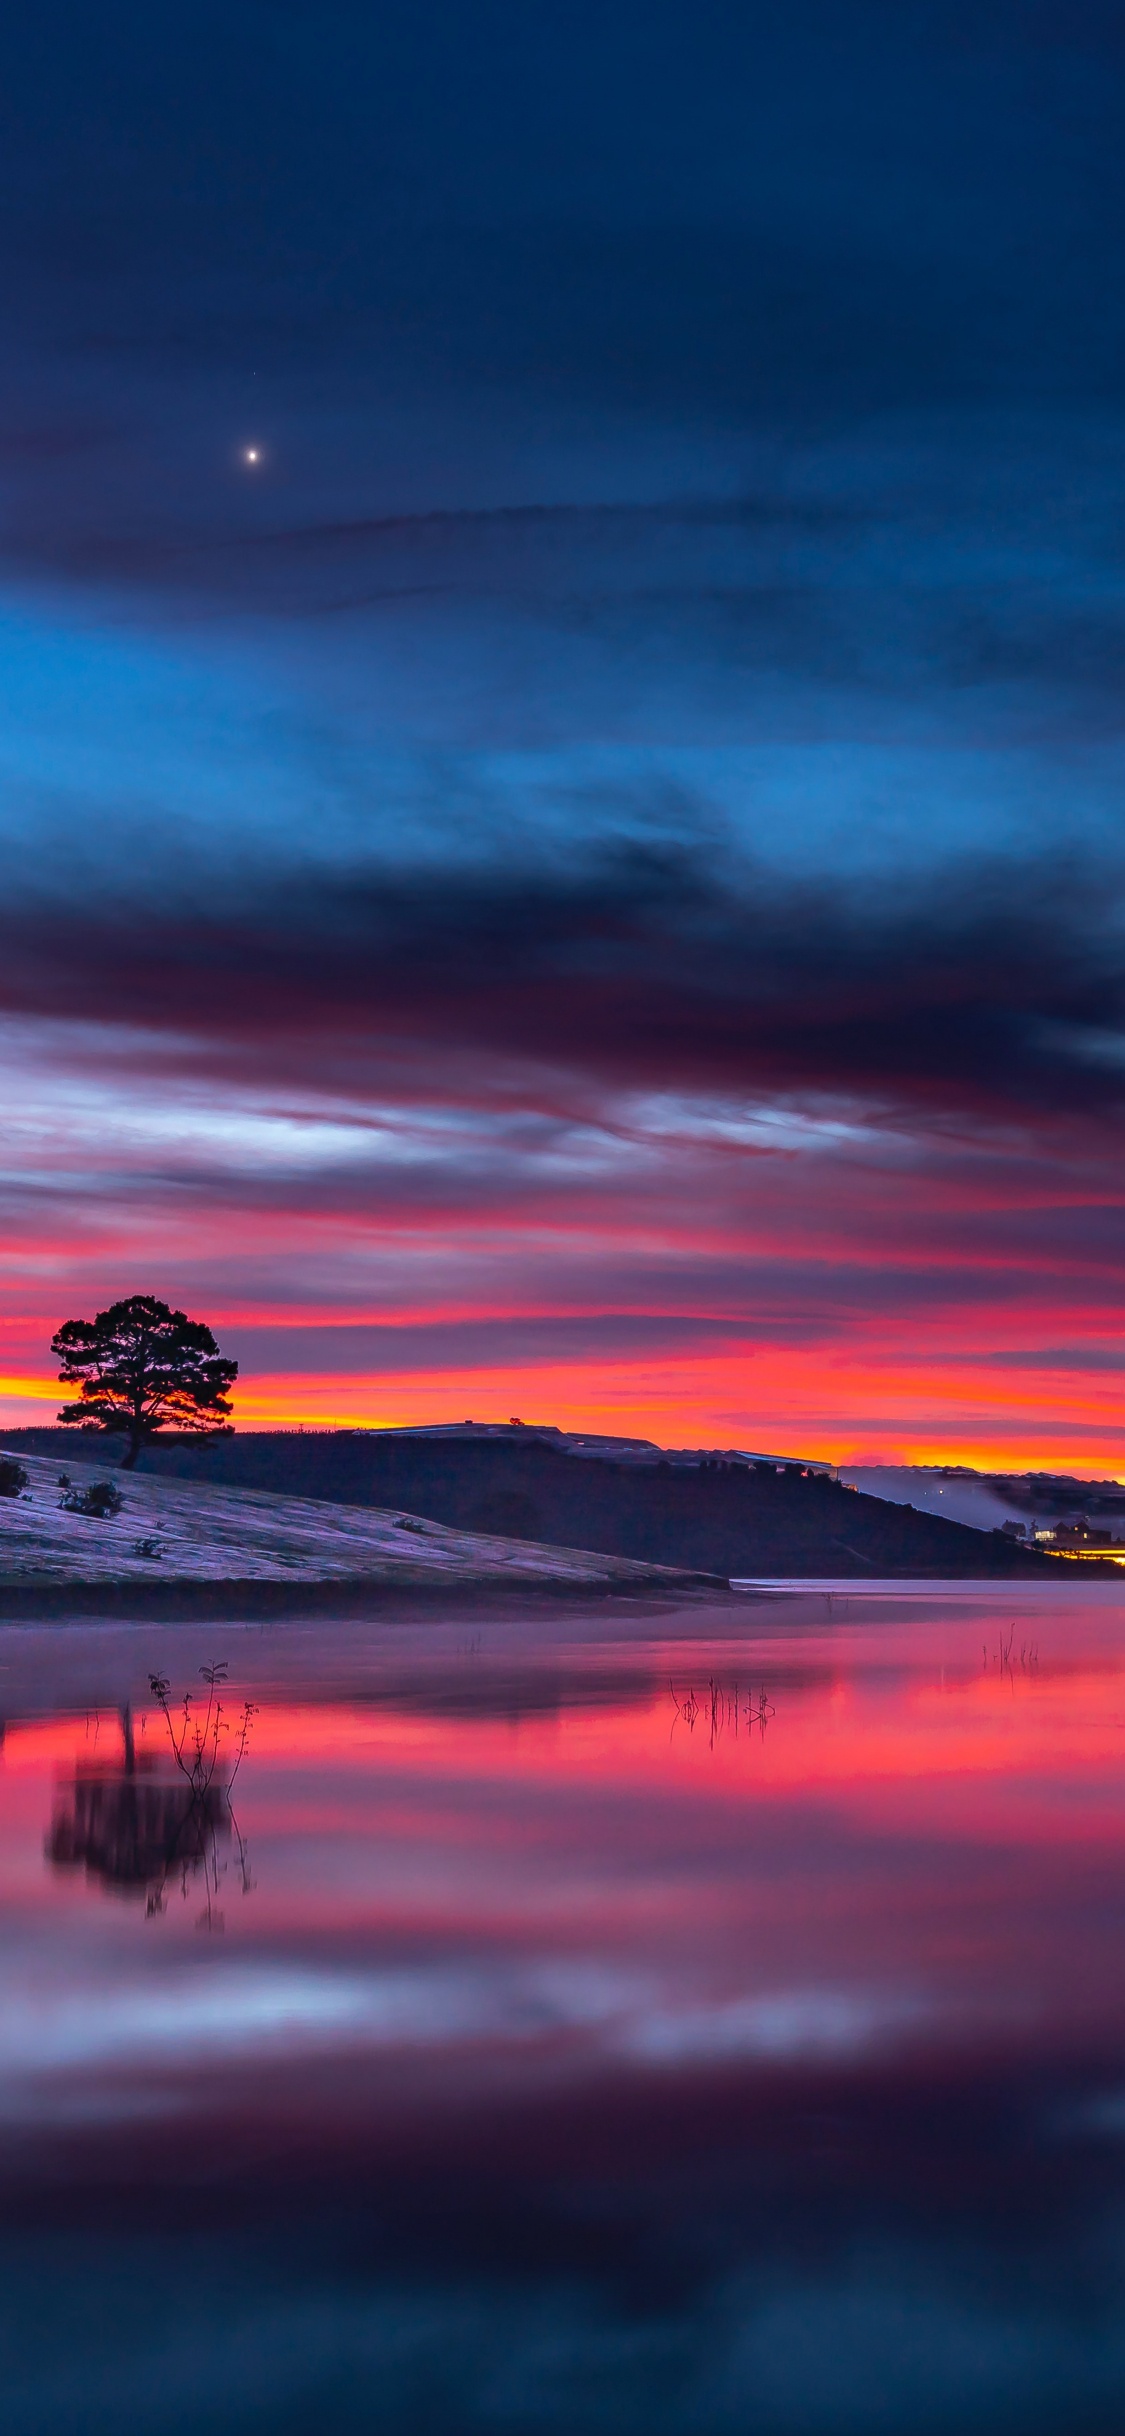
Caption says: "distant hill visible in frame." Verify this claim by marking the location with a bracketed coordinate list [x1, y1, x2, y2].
[3, 1427, 1067, 1578]
[844, 1463, 1125, 1542]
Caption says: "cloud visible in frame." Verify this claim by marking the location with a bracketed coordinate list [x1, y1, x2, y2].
[3, 839, 1125, 1127]
[0, 6, 1121, 1456]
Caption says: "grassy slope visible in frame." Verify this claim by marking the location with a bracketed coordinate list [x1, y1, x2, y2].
[0, 1451, 711, 1589]
[5, 1430, 1061, 1577]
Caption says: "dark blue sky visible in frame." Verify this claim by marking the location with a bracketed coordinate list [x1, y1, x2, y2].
[1, 3, 1124, 1459]
[4, 3, 1125, 531]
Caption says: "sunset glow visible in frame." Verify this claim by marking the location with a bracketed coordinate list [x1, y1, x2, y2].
[0, 9, 1123, 1476]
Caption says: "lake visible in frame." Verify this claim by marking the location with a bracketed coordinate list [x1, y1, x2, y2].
[3, 1583, 1125, 2431]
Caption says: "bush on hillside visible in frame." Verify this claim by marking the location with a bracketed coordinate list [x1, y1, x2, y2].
[60, 1480, 124, 1520]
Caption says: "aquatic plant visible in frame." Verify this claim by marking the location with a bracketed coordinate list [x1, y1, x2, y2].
[147, 1663, 255, 1798]
[141, 1665, 256, 1925]
[669, 1676, 775, 1748]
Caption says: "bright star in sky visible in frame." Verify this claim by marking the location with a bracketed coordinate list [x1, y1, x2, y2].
[242, 444, 262, 467]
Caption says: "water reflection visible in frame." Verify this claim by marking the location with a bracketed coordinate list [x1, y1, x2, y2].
[47, 1670, 253, 1920]
[3, 1591, 1125, 2431]
[668, 1674, 776, 1743]
[47, 1709, 229, 1903]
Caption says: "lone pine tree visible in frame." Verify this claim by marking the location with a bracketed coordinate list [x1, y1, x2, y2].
[52, 1295, 238, 1469]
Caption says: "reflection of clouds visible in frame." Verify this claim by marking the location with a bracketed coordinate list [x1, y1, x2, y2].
[0, 1953, 928, 2106]
[0, 1965, 411, 2076]
[623, 1987, 928, 2063]
[0, 1958, 633, 2088]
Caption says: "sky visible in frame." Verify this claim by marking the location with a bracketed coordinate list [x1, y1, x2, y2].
[2, 1, 1125, 1467]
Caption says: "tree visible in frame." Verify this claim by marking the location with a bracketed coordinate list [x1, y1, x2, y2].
[52, 1295, 238, 1469]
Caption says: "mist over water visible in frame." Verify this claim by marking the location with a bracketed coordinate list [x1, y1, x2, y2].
[4, 1587, 1125, 2430]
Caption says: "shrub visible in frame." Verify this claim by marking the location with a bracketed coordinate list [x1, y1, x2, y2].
[60, 1480, 124, 1520]
[0, 1457, 29, 1498]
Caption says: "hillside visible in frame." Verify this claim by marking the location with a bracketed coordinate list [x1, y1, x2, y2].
[0, 1451, 713, 1598]
[4, 1428, 1065, 1578]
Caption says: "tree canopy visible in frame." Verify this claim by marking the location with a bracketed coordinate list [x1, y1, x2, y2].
[53, 1295, 238, 1469]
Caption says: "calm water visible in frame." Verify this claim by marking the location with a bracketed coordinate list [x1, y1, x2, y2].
[5, 1585, 1125, 2431]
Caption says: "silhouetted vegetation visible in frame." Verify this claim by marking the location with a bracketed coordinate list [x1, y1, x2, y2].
[52, 1293, 238, 1469]
[60, 1478, 123, 1519]
[0, 1455, 28, 1497]
[670, 1676, 775, 1747]
[48, 1668, 255, 1924]
[147, 1661, 255, 1802]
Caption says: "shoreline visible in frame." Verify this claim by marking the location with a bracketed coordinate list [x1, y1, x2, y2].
[0, 1571, 730, 1621]
[0, 1562, 1105, 1621]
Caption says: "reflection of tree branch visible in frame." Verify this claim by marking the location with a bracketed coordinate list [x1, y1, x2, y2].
[48, 1675, 255, 1926]
[49, 1761, 229, 1909]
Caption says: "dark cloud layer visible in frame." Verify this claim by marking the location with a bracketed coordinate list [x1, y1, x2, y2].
[5, 845, 1125, 1124]
[9, 493, 1125, 737]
